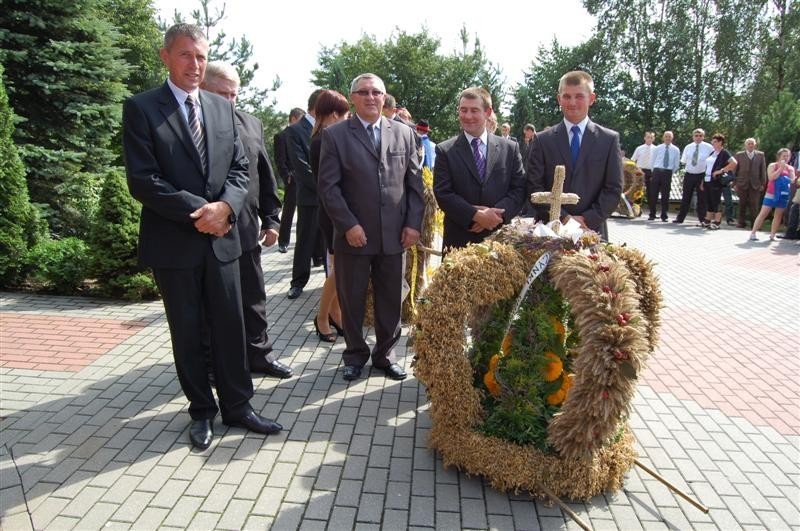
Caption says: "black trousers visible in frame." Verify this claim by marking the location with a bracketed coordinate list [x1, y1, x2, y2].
[278, 179, 296, 246]
[649, 168, 671, 219]
[335, 251, 402, 369]
[290, 205, 324, 289]
[152, 249, 252, 422]
[676, 172, 707, 222]
[240, 244, 276, 363]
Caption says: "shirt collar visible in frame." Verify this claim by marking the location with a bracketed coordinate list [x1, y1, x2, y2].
[356, 114, 381, 130]
[564, 116, 589, 134]
[167, 78, 200, 106]
[463, 129, 488, 146]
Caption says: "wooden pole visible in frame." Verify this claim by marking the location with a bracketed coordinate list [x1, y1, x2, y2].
[634, 459, 709, 513]
[415, 243, 443, 257]
[536, 482, 592, 531]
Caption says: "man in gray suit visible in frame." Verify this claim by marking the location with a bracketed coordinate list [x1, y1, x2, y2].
[318, 73, 425, 382]
[733, 138, 767, 228]
[434, 86, 526, 251]
[526, 70, 623, 240]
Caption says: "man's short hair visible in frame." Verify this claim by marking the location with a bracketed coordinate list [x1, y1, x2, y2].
[383, 94, 397, 110]
[745, 137, 757, 145]
[663, 130, 674, 138]
[693, 128, 705, 136]
[501, 122, 511, 129]
[458, 87, 492, 111]
[164, 23, 205, 49]
[558, 70, 594, 95]
[523, 124, 536, 132]
[349, 73, 386, 95]
[204, 61, 240, 88]
[289, 108, 306, 121]
[645, 131, 655, 137]
[308, 89, 325, 112]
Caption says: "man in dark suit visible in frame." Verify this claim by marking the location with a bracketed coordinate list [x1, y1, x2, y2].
[318, 73, 425, 382]
[733, 138, 767, 228]
[433, 87, 526, 251]
[286, 89, 325, 299]
[122, 24, 281, 450]
[201, 62, 293, 380]
[274, 108, 305, 253]
[527, 70, 623, 240]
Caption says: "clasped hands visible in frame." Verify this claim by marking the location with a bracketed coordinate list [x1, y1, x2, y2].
[344, 225, 420, 249]
[190, 201, 233, 237]
[469, 206, 505, 233]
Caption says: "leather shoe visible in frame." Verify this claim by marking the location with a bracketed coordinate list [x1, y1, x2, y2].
[342, 366, 362, 381]
[381, 363, 407, 381]
[189, 419, 213, 450]
[278, 244, 288, 253]
[312, 257, 324, 267]
[250, 357, 293, 378]
[224, 409, 282, 434]
[287, 286, 303, 299]
[671, 219, 683, 224]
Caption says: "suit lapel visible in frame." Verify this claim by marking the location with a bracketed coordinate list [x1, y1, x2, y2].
[484, 133, 499, 181]
[378, 117, 390, 161]
[575, 121, 596, 175]
[200, 91, 217, 179]
[159, 84, 205, 175]
[553, 122, 572, 173]
[454, 133, 481, 184]
[350, 116, 379, 159]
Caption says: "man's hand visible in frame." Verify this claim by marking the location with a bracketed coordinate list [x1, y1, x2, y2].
[472, 207, 505, 231]
[345, 225, 367, 247]
[401, 227, 420, 249]
[191, 201, 233, 237]
[260, 228, 279, 247]
[468, 222, 485, 233]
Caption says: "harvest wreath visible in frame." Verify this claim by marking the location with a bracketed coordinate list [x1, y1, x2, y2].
[412, 221, 662, 500]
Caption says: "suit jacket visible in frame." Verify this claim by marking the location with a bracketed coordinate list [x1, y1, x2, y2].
[235, 110, 281, 251]
[286, 116, 317, 206]
[526, 119, 623, 231]
[318, 115, 425, 256]
[273, 126, 293, 186]
[433, 132, 526, 249]
[123, 82, 249, 268]
[734, 150, 767, 191]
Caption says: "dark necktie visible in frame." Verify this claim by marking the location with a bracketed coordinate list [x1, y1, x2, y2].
[471, 137, 486, 181]
[570, 125, 581, 166]
[185, 94, 207, 173]
[663, 146, 670, 169]
[691, 144, 699, 166]
[367, 124, 380, 152]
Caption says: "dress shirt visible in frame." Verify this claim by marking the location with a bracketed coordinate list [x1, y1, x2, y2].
[166, 78, 202, 126]
[356, 114, 381, 146]
[652, 143, 680, 172]
[464, 129, 489, 159]
[681, 141, 714, 173]
[631, 143, 655, 170]
[564, 117, 589, 148]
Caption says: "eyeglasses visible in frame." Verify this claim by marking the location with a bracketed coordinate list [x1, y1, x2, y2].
[352, 90, 384, 97]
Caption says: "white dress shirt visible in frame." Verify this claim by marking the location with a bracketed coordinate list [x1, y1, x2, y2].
[681, 141, 714, 173]
[632, 143, 655, 170]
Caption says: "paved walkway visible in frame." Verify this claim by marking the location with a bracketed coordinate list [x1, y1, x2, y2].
[1, 217, 798, 530]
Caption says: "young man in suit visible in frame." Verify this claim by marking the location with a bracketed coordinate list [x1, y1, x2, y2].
[318, 73, 425, 382]
[433, 87, 526, 251]
[286, 89, 326, 300]
[201, 62, 293, 380]
[526, 70, 623, 240]
[274, 108, 306, 253]
[122, 24, 281, 450]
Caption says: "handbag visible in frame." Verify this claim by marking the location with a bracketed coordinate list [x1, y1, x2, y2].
[718, 171, 734, 186]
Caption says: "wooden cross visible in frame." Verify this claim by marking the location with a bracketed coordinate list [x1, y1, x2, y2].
[530, 165, 580, 231]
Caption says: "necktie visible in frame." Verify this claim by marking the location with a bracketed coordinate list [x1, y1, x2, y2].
[663, 146, 670, 169]
[471, 137, 486, 181]
[185, 95, 207, 173]
[691, 144, 699, 166]
[367, 124, 380, 152]
[570, 125, 581, 166]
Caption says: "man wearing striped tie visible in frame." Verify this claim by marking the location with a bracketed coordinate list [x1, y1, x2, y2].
[123, 24, 282, 450]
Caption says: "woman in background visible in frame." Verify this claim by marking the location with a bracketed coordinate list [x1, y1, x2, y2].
[702, 134, 737, 230]
[310, 90, 350, 341]
[750, 148, 797, 241]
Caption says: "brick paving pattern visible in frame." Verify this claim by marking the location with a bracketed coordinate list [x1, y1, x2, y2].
[1, 216, 798, 530]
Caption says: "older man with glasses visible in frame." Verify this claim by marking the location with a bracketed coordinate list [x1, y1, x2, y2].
[674, 128, 714, 226]
[317, 73, 424, 382]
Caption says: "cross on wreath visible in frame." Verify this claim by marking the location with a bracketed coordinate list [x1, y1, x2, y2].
[530, 165, 580, 232]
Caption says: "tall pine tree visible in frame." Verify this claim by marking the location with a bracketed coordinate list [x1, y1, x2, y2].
[0, 0, 129, 238]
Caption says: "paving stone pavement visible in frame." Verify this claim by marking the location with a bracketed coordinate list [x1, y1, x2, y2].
[1, 216, 798, 530]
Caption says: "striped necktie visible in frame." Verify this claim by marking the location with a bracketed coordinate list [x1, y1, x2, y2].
[185, 94, 207, 173]
[471, 137, 486, 181]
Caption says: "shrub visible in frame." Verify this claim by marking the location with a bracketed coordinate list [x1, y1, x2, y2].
[26, 237, 90, 293]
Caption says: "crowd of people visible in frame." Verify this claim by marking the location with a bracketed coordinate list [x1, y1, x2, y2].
[122, 23, 796, 450]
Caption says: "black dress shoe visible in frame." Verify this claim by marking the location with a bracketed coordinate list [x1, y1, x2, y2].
[381, 363, 407, 381]
[647, 216, 656, 221]
[661, 217, 669, 222]
[224, 409, 282, 434]
[287, 286, 303, 299]
[250, 357, 293, 378]
[671, 219, 683, 224]
[342, 366, 361, 381]
[314, 316, 337, 343]
[312, 257, 324, 267]
[189, 419, 213, 450]
[328, 316, 344, 336]
[278, 244, 288, 253]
